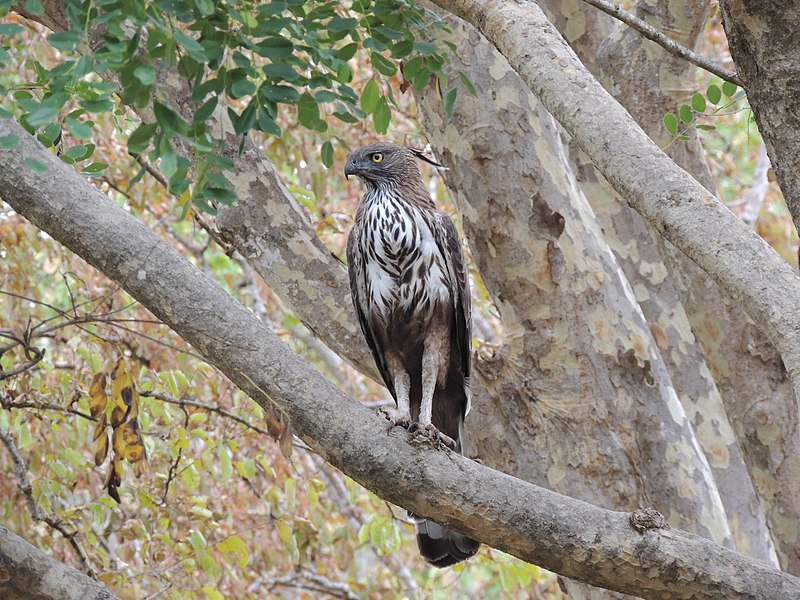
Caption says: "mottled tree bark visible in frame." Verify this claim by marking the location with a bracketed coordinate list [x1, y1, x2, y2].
[415, 9, 732, 552]
[0, 526, 117, 600]
[582, 0, 779, 565]
[3, 117, 800, 600]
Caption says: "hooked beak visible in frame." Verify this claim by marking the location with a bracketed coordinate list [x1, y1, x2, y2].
[344, 157, 358, 180]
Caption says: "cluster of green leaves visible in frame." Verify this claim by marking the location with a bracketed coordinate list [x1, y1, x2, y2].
[663, 80, 742, 139]
[0, 0, 454, 213]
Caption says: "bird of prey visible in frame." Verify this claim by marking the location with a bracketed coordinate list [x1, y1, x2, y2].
[344, 141, 480, 567]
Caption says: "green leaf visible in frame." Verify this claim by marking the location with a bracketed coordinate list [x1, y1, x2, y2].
[154, 103, 189, 136]
[663, 112, 678, 135]
[26, 105, 59, 128]
[65, 117, 93, 139]
[262, 63, 299, 82]
[194, 96, 218, 123]
[174, 31, 207, 61]
[25, 0, 45, 16]
[371, 52, 397, 77]
[127, 123, 158, 153]
[696, 124, 717, 131]
[0, 107, 12, 119]
[160, 148, 177, 178]
[722, 81, 738, 97]
[196, 0, 215, 17]
[202, 586, 224, 600]
[229, 77, 256, 99]
[458, 71, 477, 96]
[0, 134, 19, 149]
[413, 41, 439, 55]
[691, 93, 706, 113]
[328, 17, 357, 33]
[678, 104, 693, 124]
[228, 103, 257, 135]
[218, 443, 233, 481]
[360, 78, 380, 115]
[79, 97, 115, 113]
[64, 143, 95, 161]
[337, 43, 359, 61]
[321, 140, 333, 168]
[82, 162, 108, 174]
[373, 98, 391, 134]
[337, 63, 354, 84]
[235, 459, 255, 479]
[0, 24, 24, 35]
[133, 65, 155, 86]
[47, 31, 80, 51]
[255, 36, 294, 60]
[216, 534, 249, 569]
[297, 92, 327, 132]
[444, 88, 457, 119]
[24, 157, 48, 173]
[706, 84, 721, 105]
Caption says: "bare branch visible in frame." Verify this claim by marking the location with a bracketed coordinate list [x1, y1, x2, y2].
[579, 0, 742, 86]
[0, 427, 93, 576]
[141, 390, 272, 438]
[264, 571, 359, 600]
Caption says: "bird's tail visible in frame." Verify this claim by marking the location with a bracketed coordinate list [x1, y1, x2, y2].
[411, 515, 480, 567]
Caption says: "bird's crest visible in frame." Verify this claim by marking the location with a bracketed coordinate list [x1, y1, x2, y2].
[409, 147, 448, 170]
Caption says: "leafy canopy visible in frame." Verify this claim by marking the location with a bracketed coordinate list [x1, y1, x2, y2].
[0, 0, 455, 212]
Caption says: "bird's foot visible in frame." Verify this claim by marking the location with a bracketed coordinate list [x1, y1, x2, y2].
[378, 406, 412, 433]
[409, 422, 457, 451]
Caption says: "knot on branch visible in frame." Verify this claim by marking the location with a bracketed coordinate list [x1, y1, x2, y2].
[629, 507, 667, 533]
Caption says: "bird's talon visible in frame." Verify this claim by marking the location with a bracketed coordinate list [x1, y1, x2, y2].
[415, 423, 457, 451]
[378, 406, 412, 432]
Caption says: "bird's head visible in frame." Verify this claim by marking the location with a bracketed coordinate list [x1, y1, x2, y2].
[344, 142, 444, 189]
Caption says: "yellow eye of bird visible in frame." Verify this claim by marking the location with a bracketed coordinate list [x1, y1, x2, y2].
[371, 152, 383, 163]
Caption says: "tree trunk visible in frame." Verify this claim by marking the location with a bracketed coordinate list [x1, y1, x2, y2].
[720, 1, 800, 233]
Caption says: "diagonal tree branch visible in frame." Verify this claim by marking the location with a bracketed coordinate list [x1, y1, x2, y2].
[2, 106, 799, 600]
[579, 0, 742, 86]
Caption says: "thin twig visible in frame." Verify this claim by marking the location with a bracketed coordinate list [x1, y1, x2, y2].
[264, 571, 359, 600]
[141, 390, 273, 438]
[0, 427, 95, 576]
[0, 395, 96, 422]
[161, 403, 189, 504]
[580, 0, 743, 86]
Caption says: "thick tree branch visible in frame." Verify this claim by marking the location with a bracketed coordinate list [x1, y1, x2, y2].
[580, 0, 742, 86]
[430, 0, 800, 402]
[2, 113, 799, 600]
[0, 526, 117, 600]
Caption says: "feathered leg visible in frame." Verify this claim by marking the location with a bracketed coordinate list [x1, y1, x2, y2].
[417, 333, 456, 449]
[379, 353, 412, 429]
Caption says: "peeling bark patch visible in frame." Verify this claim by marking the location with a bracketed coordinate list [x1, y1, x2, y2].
[617, 348, 655, 387]
[547, 240, 565, 283]
[630, 507, 668, 533]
